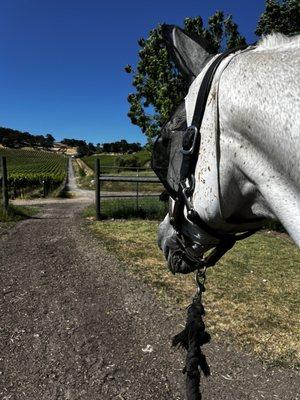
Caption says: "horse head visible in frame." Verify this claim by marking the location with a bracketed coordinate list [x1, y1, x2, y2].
[154, 26, 300, 273]
[155, 99, 220, 274]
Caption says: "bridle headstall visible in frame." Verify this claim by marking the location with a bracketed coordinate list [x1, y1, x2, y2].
[167, 45, 259, 274]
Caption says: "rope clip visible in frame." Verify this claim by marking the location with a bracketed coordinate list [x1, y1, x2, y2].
[195, 266, 207, 298]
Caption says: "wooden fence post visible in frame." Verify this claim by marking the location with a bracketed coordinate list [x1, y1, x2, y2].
[95, 158, 100, 220]
[43, 180, 47, 198]
[1, 156, 9, 211]
[136, 167, 139, 211]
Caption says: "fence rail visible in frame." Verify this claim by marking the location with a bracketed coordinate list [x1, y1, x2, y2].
[94, 159, 161, 220]
[99, 175, 159, 183]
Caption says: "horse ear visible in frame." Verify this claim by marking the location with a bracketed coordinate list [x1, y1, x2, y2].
[161, 24, 213, 78]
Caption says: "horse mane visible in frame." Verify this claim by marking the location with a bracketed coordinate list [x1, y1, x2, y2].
[255, 32, 300, 51]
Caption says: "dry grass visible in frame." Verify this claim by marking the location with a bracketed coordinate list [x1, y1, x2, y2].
[88, 219, 300, 368]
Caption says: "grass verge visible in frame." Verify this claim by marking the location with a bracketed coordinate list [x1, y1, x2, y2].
[83, 198, 168, 220]
[0, 204, 39, 234]
[84, 216, 300, 368]
[82, 150, 151, 172]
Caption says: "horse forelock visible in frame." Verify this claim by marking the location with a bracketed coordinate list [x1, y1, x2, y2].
[255, 32, 300, 51]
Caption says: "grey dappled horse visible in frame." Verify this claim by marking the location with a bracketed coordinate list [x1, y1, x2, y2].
[157, 26, 300, 269]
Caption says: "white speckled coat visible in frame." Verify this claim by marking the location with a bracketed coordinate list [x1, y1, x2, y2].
[158, 27, 300, 259]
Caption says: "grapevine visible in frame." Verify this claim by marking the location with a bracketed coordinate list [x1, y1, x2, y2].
[0, 148, 67, 187]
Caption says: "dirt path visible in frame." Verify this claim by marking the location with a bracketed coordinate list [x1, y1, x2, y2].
[1, 163, 299, 400]
[11, 159, 94, 206]
[12, 158, 160, 206]
[67, 158, 95, 201]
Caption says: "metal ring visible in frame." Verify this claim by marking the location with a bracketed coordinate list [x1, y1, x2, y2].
[196, 267, 207, 287]
[180, 125, 198, 155]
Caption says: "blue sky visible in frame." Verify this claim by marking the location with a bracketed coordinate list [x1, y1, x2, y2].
[0, 0, 266, 145]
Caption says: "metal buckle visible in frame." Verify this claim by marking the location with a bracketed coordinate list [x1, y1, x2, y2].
[195, 267, 207, 298]
[180, 125, 198, 155]
[169, 197, 181, 228]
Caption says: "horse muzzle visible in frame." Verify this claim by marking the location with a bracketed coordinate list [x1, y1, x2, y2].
[164, 234, 206, 274]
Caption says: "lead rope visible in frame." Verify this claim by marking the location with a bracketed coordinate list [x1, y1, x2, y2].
[172, 267, 211, 400]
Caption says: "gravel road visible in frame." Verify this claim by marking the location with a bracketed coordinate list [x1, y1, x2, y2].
[1, 165, 299, 399]
[12, 158, 160, 207]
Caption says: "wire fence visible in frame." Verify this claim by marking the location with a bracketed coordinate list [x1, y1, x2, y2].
[94, 159, 166, 220]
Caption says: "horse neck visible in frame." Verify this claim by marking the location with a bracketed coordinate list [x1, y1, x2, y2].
[215, 49, 300, 245]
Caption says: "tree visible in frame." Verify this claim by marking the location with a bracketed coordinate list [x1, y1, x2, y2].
[77, 143, 92, 157]
[256, 0, 300, 36]
[88, 142, 96, 153]
[0, 127, 55, 148]
[125, 13, 246, 142]
[101, 140, 142, 154]
[115, 154, 141, 169]
[61, 138, 86, 147]
[45, 134, 55, 148]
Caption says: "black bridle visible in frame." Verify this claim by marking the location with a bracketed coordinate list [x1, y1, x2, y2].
[165, 45, 260, 273]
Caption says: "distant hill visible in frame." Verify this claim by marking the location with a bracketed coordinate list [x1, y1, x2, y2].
[0, 127, 55, 149]
[0, 127, 145, 158]
[0, 127, 79, 155]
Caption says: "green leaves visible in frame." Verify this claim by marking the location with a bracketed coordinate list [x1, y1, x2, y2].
[124, 65, 132, 73]
[255, 0, 300, 36]
[126, 2, 299, 145]
[126, 13, 247, 143]
[0, 148, 67, 186]
[224, 16, 247, 49]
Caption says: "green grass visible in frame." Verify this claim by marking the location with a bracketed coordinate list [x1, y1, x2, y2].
[97, 180, 162, 193]
[82, 154, 118, 172]
[82, 150, 151, 172]
[74, 154, 163, 193]
[84, 215, 300, 368]
[83, 198, 168, 220]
